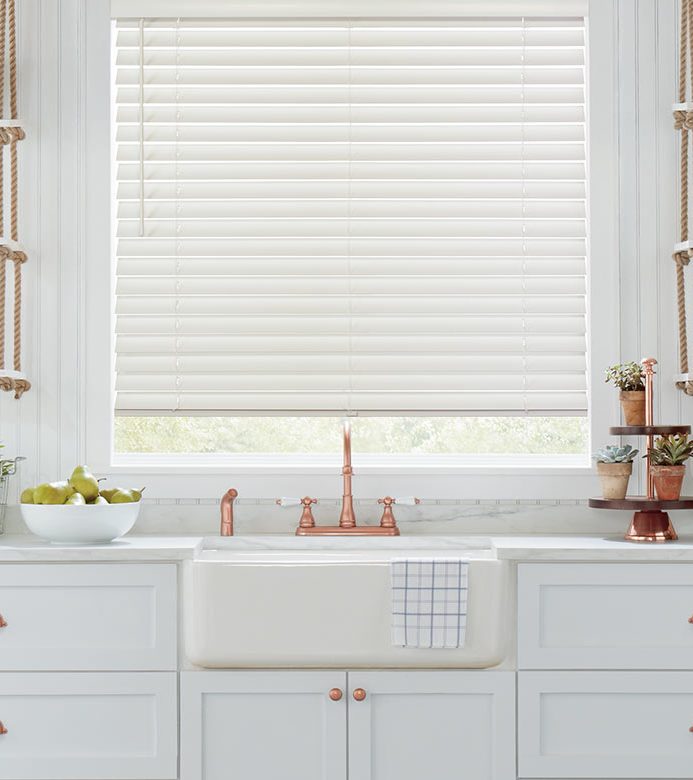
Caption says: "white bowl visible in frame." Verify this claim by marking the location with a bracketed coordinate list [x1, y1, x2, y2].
[20, 502, 140, 544]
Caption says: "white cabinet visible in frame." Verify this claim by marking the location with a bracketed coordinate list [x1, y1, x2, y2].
[0, 672, 177, 780]
[181, 670, 515, 780]
[0, 564, 177, 670]
[348, 671, 515, 780]
[0, 562, 179, 780]
[519, 671, 693, 778]
[518, 563, 693, 670]
[181, 671, 348, 780]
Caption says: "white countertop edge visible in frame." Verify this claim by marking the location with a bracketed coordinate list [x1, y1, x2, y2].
[0, 534, 203, 561]
[3, 533, 693, 562]
[491, 535, 693, 561]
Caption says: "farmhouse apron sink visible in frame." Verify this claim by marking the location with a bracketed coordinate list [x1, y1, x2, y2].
[184, 537, 510, 668]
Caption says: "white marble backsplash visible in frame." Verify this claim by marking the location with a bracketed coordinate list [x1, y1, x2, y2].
[6, 498, 691, 537]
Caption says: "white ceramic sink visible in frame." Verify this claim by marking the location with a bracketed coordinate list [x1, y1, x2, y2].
[184, 536, 510, 668]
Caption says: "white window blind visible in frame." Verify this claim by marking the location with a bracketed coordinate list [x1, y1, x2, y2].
[113, 15, 587, 415]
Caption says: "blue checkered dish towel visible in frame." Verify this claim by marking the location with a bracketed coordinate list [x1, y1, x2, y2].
[391, 559, 468, 648]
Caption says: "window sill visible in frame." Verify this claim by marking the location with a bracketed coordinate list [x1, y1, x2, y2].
[95, 454, 604, 501]
[109, 453, 590, 475]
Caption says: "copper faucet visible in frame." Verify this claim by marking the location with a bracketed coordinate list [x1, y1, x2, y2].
[295, 420, 403, 536]
[220, 488, 238, 536]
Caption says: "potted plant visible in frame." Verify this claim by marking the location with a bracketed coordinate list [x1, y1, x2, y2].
[604, 362, 646, 425]
[593, 444, 639, 500]
[647, 434, 693, 501]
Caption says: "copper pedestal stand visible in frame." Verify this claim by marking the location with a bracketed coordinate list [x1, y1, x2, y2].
[588, 358, 693, 542]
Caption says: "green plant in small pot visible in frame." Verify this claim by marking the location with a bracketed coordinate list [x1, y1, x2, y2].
[604, 362, 646, 425]
[593, 445, 638, 500]
[647, 434, 693, 501]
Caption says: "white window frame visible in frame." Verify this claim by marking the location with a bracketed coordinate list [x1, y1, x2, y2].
[84, 0, 619, 500]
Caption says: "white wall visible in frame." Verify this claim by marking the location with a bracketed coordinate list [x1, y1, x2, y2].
[0, 0, 86, 500]
[0, 0, 690, 510]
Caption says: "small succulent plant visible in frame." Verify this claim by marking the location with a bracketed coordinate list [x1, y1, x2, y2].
[593, 444, 639, 463]
[648, 434, 693, 466]
[604, 362, 645, 391]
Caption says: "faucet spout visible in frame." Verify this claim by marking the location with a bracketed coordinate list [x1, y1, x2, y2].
[220, 488, 238, 536]
[338, 420, 356, 528]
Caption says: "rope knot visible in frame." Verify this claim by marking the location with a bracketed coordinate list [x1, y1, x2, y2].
[674, 110, 693, 130]
[0, 245, 26, 263]
[676, 379, 693, 396]
[0, 125, 24, 145]
[673, 248, 693, 267]
[12, 377, 30, 398]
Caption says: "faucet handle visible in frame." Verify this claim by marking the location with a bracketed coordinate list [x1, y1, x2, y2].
[276, 498, 302, 507]
[393, 496, 421, 506]
[377, 496, 420, 529]
[377, 496, 397, 529]
[298, 496, 317, 529]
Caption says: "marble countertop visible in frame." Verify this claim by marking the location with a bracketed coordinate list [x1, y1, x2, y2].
[491, 535, 693, 561]
[0, 535, 202, 561]
[4, 532, 693, 562]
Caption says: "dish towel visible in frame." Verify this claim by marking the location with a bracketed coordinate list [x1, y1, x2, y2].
[391, 559, 468, 648]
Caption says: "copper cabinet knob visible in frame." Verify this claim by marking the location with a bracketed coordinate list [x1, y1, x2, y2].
[328, 688, 343, 701]
[0, 614, 6, 628]
[688, 615, 693, 624]
[353, 688, 367, 702]
[0, 721, 7, 735]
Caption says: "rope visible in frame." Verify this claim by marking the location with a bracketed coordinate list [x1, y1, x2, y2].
[9, 0, 16, 121]
[0, 0, 29, 398]
[675, 0, 693, 395]
[12, 250, 24, 371]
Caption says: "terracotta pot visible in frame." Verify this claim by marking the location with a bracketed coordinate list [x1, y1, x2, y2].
[619, 390, 646, 425]
[596, 461, 633, 500]
[651, 464, 686, 501]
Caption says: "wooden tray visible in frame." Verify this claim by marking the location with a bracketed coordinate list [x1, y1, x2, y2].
[608, 425, 691, 436]
[588, 496, 693, 510]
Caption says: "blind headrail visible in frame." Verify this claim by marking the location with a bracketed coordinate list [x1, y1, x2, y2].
[111, 1, 588, 20]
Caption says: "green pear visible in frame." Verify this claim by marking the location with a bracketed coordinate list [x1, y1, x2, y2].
[68, 465, 100, 503]
[20, 487, 34, 504]
[109, 487, 144, 504]
[65, 492, 86, 505]
[33, 481, 75, 505]
[99, 488, 117, 503]
[90, 496, 109, 505]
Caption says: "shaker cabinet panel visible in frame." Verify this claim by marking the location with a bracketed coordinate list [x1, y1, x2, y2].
[181, 671, 347, 780]
[0, 564, 177, 670]
[519, 671, 693, 778]
[518, 563, 693, 669]
[0, 672, 177, 780]
[347, 670, 515, 780]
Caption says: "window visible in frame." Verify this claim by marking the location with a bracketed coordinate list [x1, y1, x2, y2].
[111, 3, 588, 460]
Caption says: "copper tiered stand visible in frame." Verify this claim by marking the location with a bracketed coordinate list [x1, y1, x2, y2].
[588, 358, 693, 542]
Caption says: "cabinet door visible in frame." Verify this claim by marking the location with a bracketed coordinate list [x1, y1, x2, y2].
[518, 563, 693, 670]
[181, 671, 347, 780]
[0, 672, 177, 780]
[348, 671, 515, 780]
[519, 671, 693, 778]
[0, 564, 177, 670]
